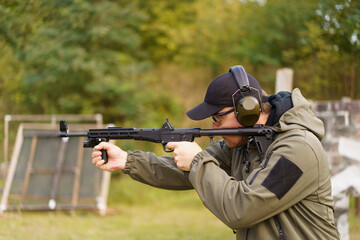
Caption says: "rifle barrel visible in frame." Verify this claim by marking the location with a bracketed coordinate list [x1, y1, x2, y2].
[57, 132, 88, 137]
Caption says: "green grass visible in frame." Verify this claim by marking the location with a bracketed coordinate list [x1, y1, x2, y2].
[349, 213, 360, 240]
[0, 174, 359, 240]
[0, 174, 233, 240]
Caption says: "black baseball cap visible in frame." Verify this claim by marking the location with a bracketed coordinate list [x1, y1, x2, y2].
[186, 70, 265, 120]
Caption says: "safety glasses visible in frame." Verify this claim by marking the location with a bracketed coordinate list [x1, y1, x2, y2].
[210, 108, 235, 123]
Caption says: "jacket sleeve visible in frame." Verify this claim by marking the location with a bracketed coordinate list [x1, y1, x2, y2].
[189, 133, 322, 230]
[203, 140, 233, 176]
[122, 150, 193, 190]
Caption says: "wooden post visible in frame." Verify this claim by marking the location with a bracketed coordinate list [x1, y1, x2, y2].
[356, 197, 360, 216]
[71, 137, 85, 210]
[21, 137, 38, 207]
[275, 68, 293, 93]
[0, 124, 24, 212]
[3, 115, 11, 176]
[49, 138, 68, 209]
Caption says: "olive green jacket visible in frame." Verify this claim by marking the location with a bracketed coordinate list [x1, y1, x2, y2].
[123, 89, 339, 240]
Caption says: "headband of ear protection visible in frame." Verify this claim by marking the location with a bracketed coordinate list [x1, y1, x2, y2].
[229, 65, 262, 127]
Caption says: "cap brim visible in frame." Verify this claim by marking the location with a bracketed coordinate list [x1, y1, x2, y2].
[186, 101, 224, 120]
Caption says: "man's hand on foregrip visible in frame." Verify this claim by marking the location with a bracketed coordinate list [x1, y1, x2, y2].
[166, 141, 202, 172]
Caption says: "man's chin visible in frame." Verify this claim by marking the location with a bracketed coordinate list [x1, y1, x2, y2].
[223, 137, 248, 148]
[227, 144, 244, 148]
[224, 140, 246, 149]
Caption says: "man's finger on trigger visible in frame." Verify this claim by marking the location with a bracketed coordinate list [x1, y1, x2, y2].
[96, 141, 109, 150]
[99, 141, 111, 150]
[93, 144, 102, 151]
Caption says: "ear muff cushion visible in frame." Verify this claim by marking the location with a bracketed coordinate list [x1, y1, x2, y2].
[235, 96, 261, 126]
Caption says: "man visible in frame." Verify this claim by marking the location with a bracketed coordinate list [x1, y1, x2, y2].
[92, 66, 339, 239]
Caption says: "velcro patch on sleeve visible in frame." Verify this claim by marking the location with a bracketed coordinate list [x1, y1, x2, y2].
[261, 156, 303, 200]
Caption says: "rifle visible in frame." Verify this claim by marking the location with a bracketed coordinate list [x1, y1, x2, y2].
[57, 118, 274, 165]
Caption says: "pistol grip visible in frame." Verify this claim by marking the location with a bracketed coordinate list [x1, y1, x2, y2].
[101, 149, 108, 164]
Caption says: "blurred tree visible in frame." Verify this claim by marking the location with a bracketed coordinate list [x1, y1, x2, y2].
[246, 0, 319, 67]
[0, 40, 25, 114]
[317, 0, 359, 99]
[165, 0, 323, 93]
[286, 22, 346, 99]
[176, 0, 248, 74]
[137, 0, 196, 63]
[0, 0, 359, 129]
[0, 0, 183, 124]
[1, 0, 360, 165]
[284, 0, 359, 99]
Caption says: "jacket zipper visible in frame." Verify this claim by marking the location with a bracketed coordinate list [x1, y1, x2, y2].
[249, 151, 273, 185]
[273, 215, 286, 240]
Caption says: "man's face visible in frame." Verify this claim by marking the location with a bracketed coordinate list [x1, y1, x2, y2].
[211, 107, 248, 148]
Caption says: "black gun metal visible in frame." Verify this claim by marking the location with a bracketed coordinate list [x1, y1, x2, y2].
[57, 118, 274, 177]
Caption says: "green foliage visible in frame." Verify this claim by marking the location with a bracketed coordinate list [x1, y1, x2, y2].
[0, 0, 183, 125]
[0, 40, 25, 114]
[0, 0, 359, 129]
[172, 0, 247, 73]
[137, 0, 197, 63]
[316, 0, 360, 99]
[285, 0, 360, 99]
[242, 0, 319, 66]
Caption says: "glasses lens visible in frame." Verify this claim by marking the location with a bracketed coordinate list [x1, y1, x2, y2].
[210, 108, 234, 124]
[210, 115, 217, 123]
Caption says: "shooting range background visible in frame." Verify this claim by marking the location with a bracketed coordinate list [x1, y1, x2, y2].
[1, 116, 111, 214]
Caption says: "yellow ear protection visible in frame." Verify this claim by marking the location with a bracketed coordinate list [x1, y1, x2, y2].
[229, 65, 262, 127]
